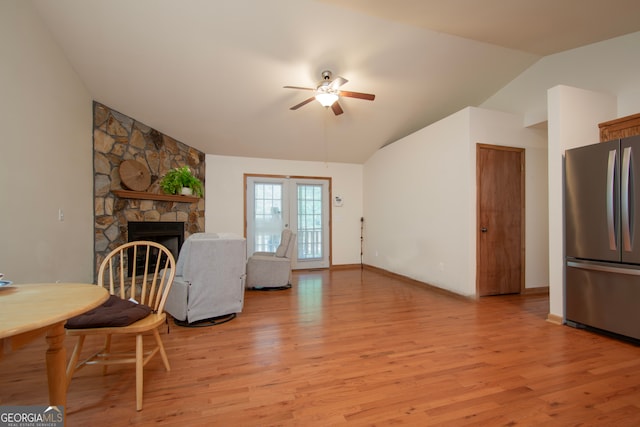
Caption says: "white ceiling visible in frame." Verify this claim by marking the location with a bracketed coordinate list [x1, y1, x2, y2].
[33, 0, 640, 164]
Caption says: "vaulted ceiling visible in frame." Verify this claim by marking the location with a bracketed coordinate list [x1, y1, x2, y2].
[33, 0, 640, 163]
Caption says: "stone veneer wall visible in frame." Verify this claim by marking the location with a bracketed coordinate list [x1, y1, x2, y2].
[93, 102, 205, 275]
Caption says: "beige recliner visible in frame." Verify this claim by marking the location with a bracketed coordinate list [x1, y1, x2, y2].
[246, 229, 296, 289]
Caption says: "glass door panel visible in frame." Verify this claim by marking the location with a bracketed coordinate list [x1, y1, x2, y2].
[254, 182, 283, 252]
[290, 180, 330, 269]
[246, 177, 288, 258]
[297, 184, 324, 260]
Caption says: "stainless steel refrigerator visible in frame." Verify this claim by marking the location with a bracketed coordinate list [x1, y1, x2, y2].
[565, 135, 640, 341]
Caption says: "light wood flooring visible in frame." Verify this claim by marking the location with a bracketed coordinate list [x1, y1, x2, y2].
[2, 268, 640, 426]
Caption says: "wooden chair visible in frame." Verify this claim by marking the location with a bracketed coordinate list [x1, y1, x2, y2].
[66, 241, 176, 411]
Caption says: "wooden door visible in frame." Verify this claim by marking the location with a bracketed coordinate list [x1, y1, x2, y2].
[477, 144, 525, 296]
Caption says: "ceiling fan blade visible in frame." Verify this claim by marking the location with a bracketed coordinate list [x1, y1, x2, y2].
[339, 90, 375, 101]
[329, 76, 348, 90]
[290, 97, 315, 110]
[283, 85, 315, 91]
[331, 101, 344, 116]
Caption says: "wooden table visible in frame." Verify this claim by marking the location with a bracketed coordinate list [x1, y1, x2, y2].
[0, 283, 108, 407]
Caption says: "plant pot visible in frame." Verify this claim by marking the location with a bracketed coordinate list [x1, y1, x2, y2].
[181, 187, 193, 196]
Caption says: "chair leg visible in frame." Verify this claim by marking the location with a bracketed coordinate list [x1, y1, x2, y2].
[153, 328, 171, 372]
[136, 334, 143, 411]
[66, 336, 85, 386]
[102, 335, 112, 376]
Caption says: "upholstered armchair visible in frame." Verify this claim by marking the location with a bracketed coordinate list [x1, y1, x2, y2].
[246, 229, 296, 289]
[165, 233, 246, 325]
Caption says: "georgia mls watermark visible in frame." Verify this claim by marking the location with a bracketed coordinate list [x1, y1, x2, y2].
[0, 406, 64, 427]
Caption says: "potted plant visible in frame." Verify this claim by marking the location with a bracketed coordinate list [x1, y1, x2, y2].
[159, 166, 203, 197]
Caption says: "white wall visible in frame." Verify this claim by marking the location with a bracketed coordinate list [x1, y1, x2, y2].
[482, 31, 640, 124]
[0, 2, 93, 283]
[364, 109, 474, 295]
[363, 107, 548, 297]
[547, 86, 617, 318]
[205, 155, 363, 265]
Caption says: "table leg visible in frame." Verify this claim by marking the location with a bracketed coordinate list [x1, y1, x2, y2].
[45, 322, 67, 407]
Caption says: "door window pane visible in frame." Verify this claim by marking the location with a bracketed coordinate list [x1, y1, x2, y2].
[254, 183, 283, 252]
[297, 184, 323, 260]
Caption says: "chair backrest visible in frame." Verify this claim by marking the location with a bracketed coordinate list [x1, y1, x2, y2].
[275, 229, 296, 258]
[285, 231, 296, 259]
[97, 240, 176, 313]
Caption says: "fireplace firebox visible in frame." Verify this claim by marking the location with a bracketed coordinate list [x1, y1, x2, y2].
[127, 221, 184, 276]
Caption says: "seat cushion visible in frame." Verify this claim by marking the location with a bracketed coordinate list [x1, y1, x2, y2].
[65, 295, 152, 329]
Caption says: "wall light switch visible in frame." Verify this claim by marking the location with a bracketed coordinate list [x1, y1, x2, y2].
[58, 208, 64, 221]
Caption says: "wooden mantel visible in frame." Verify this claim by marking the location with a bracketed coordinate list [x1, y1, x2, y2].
[112, 190, 200, 204]
[599, 112, 640, 142]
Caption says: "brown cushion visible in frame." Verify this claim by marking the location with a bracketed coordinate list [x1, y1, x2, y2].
[65, 295, 152, 329]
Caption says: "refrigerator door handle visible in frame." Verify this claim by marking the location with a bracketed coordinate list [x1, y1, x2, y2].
[622, 146, 632, 252]
[567, 260, 640, 276]
[607, 149, 617, 251]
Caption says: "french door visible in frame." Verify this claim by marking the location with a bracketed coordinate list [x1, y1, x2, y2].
[246, 175, 330, 269]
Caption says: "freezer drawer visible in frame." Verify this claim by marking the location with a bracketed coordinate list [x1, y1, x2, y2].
[566, 260, 640, 340]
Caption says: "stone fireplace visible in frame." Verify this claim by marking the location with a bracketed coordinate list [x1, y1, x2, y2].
[93, 102, 205, 277]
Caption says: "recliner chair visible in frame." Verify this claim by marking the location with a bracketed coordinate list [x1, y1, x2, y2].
[165, 233, 246, 324]
[246, 229, 296, 289]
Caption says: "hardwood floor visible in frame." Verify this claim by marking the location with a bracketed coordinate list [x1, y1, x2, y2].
[2, 268, 640, 426]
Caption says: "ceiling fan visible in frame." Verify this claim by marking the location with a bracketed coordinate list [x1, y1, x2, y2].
[284, 70, 375, 116]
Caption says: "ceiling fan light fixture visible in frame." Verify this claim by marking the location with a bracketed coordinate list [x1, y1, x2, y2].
[284, 70, 374, 114]
[315, 92, 339, 107]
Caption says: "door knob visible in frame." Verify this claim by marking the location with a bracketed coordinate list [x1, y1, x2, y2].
[481, 227, 488, 233]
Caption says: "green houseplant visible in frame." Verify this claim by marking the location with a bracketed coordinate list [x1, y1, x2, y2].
[159, 166, 203, 197]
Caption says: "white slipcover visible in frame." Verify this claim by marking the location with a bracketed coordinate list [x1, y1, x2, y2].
[246, 229, 296, 289]
[165, 233, 246, 323]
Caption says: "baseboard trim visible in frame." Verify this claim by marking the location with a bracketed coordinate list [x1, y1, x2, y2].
[362, 264, 473, 301]
[546, 313, 563, 325]
[293, 264, 362, 272]
[330, 264, 362, 270]
[523, 286, 549, 295]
